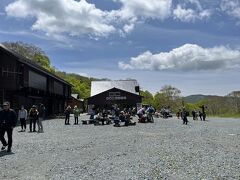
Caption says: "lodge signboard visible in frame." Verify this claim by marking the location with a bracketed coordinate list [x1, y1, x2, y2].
[106, 96, 127, 100]
[106, 91, 127, 101]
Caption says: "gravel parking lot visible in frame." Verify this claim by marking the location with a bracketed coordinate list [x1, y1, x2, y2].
[0, 115, 240, 180]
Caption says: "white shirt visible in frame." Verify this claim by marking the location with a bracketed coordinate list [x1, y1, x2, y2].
[18, 109, 28, 120]
[137, 108, 145, 115]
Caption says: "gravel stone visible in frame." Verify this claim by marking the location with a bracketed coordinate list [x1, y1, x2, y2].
[0, 115, 240, 180]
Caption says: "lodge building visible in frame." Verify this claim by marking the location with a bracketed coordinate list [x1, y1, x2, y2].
[87, 80, 142, 111]
[68, 94, 85, 112]
[0, 44, 71, 115]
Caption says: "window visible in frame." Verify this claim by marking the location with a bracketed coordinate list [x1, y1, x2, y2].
[65, 86, 69, 96]
[54, 81, 64, 95]
[29, 71, 47, 90]
[1, 66, 21, 78]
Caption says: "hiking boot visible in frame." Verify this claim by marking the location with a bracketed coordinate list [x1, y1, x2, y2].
[1, 145, 7, 151]
[7, 148, 11, 153]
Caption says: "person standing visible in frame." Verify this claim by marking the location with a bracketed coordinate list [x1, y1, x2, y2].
[0, 102, 17, 152]
[176, 109, 181, 119]
[199, 105, 207, 121]
[181, 107, 189, 125]
[29, 105, 39, 132]
[192, 110, 196, 120]
[73, 106, 80, 125]
[64, 106, 71, 125]
[199, 110, 203, 121]
[37, 104, 45, 133]
[18, 105, 28, 132]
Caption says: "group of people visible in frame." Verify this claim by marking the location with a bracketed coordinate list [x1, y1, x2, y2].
[0, 102, 46, 153]
[0, 100, 208, 152]
[113, 108, 136, 127]
[176, 105, 207, 125]
[18, 104, 45, 133]
[28, 104, 45, 133]
[137, 105, 155, 123]
[95, 108, 112, 125]
[191, 110, 206, 121]
[88, 105, 156, 126]
[89, 105, 138, 127]
[64, 105, 81, 125]
[160, 107, 172, 119]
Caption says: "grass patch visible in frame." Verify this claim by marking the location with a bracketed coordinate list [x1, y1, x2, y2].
[208, 114, 240, 118]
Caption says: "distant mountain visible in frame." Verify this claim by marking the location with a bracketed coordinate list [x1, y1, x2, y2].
[184, 94, 209, 103]
[227, 91, 240, 97]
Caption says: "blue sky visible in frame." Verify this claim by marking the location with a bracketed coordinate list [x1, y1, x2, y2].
[1, 0, 240, 96]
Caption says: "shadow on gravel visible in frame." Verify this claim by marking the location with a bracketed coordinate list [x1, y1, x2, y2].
[18, 130, 26, 133]
[0, 151, 14, 157]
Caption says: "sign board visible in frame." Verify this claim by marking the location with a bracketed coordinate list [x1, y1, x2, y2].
[106, 91, 127, 101]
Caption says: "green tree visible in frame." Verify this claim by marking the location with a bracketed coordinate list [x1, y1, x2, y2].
[153, 92, 168, 110]
[153, 85, 182, 112]
[2, 41, 56, 72]
[140, 90, 154, 105]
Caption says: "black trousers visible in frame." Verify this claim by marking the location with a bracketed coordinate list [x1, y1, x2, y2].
[29, 119, 37, 131]
[20, 118, 26, 130]
[0, 126, 13, 149]
[183, 117, 188, 125]
[74, 117, 78, 124]
[203, 114, 206, 121]
[65, 115, 70, 124]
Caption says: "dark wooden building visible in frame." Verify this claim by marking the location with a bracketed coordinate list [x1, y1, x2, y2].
[67, 94, 85, 112]
[0, 44, 71, 115]
[87, 80, 142, 112]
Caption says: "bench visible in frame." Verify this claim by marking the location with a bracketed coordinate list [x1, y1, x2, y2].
[81, 119, 95, 125]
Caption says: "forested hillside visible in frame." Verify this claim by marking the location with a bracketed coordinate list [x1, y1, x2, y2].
[184, 94, 209, 103]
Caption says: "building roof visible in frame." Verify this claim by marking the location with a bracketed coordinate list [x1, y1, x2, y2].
[0, 44, 71, 86]
[71, 94, 79, 99]
[71, 94, 84, 101]
[91, 80, 139, 96]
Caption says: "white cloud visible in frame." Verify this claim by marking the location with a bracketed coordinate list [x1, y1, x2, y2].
[4, 0, 214, 38]
[173, 6, 211, 22]
[115, 0, 172, 20]
[221, 0, 240, 22]
[123, 23, 135, 33]
[5, 0, 173, 38]
[110, 0, 172, 35]
[119, 44, 240, 71]
[173, 0, 211, 22]
[5, 0, 115, 37]
[173, 5, 197, 22]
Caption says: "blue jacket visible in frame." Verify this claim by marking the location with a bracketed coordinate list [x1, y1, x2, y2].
[0, 109, 17, 128]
